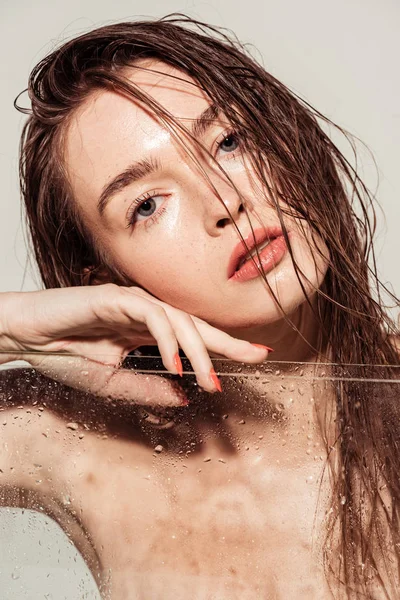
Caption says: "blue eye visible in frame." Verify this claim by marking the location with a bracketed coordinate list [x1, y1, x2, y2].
[137, 197, 158, 218]
[126, 193, 166, 228]
[219, 132, 240, 153]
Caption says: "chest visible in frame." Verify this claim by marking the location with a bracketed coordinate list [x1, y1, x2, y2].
[77, 445, 332, 599]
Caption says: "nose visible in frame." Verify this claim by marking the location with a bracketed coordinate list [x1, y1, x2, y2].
[203, 184, 249, 237]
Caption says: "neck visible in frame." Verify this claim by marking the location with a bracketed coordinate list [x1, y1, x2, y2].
[225, 295, 326, 365]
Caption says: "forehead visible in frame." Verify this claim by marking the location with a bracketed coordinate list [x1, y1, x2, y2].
[121, 59, 209, 112]
[64, 61, 210, 211]
[65, 61, 210, 157]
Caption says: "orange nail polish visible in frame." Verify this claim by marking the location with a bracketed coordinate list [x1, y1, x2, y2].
[174, 353, 183, 377]
[209, 367, 222, 392]
[251, 343, 274, 352]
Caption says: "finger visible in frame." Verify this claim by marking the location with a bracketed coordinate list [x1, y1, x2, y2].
[194, 322, 272, 363]
[163, 312, 220, 393]
[25, 352, 188, 407]
[123, 289, 223, 391]
[117, 291, 182, 377]
[124, 288, 272, 364]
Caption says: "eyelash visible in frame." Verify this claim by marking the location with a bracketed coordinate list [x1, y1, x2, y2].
[214, 128, 241, 157]
[125, 191, 168, 229]
[126, 128, 240, 229]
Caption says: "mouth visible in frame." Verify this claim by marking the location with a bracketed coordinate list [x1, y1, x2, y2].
[227, 226, 285, 279]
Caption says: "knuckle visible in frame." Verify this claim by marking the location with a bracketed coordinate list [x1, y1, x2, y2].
[175, 311, 194, 329]
[178, 311, 193, 323]
[91, 283, 122, 318]
[96, 283, 121, 306]
[149, 305, 167, 320]
[127, 286, 148, 298]
[101, 282, 120, 295]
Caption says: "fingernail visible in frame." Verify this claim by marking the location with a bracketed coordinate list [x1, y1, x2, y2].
[209, 367, 222, 392]
[251, 343, 274, 353]
[173, 352, 183, 377]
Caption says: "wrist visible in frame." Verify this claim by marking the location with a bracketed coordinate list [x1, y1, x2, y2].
[0, 292, 24, 361]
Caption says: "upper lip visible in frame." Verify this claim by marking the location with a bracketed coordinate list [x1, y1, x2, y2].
[227, 226, 283, 278]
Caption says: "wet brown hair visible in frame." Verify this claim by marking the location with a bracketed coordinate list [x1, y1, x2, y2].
[15, 14, 400, 598]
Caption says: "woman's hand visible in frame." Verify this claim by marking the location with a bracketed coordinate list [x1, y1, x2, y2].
[0, 285, 271, 406]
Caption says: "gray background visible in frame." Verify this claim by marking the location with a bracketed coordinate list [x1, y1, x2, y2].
[1, 0, 399, 300]
[0, 0, 399, 598]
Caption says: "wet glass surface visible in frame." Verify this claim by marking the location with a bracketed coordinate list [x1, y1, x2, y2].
[0, 353, 399, 599]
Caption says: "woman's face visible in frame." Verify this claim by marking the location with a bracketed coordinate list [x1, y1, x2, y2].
[65, 61, 328, 331]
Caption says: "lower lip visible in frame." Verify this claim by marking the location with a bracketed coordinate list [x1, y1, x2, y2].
[229, 235, 287, 282]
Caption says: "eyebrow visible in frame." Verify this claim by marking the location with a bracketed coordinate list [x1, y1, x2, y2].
[97, 103, 220, 216]
[191, 103, 220, 139]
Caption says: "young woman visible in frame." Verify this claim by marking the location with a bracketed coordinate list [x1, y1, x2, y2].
[0, 15, 399, 599]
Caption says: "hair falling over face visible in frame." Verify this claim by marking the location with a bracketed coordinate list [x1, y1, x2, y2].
[15, 14, 400, 598]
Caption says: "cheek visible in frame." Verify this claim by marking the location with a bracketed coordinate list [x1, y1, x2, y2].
[289, 229, 329, 291]
[128, 253, 181, 287]
[123, 246, 220, 316]
[114, 240, 198, 300]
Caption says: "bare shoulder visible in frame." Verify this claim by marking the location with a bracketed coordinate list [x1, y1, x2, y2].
[0, 377, 79, 506]
[0, 367, 157, 582]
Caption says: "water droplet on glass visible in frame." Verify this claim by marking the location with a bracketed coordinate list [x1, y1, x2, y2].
[66, 422, 79, 431]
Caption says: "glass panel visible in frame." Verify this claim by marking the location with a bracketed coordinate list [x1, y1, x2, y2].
[0, 353, 399, 599]
[0, 508, 100, 599]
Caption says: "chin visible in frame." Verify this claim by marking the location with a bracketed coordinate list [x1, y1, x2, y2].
[197, 295, 298, 332]
[209, 272, 324, 331]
